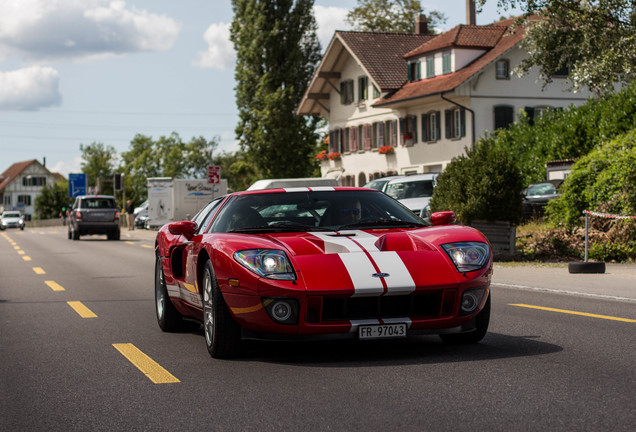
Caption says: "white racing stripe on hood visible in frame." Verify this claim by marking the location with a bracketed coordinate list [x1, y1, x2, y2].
[368, 251, 416, 295]
[311, 232, 364, 253]
[339, 252, 385, 296]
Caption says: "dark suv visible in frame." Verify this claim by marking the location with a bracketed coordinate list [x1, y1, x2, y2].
[68, 195, 120, 240]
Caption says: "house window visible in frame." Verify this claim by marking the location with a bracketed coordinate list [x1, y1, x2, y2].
[358, 76, 368, 101]
[421, 112, 441, 142]
[373, 84, 381, 99]
[22, 176, 46, 187]
[400, 116, 418, 145]
[385, 120, 397, 147]
[426, 56, 435, 78]
[358, 125, 364, 150]
[442, 52, 451, 74]
[340, 80, 354, 105]
[3, 195, 11, 206]
[554, 61, 571, 78]
[496, 59, 509, 79]
[363, 124, 372, 150]
[407, 62, 417, 82]
[17, 195, 31, 206]
[494, 105, 514, 129]
[444, 108, 466, 139]
[373, 122, 385, 148]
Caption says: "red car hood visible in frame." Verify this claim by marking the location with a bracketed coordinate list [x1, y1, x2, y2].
[261, 227, 488, 296]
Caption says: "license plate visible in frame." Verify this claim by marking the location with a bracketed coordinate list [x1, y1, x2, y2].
[359, 323, 407, 340]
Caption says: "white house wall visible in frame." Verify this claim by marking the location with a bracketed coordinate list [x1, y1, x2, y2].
[1, 163, 58, 219]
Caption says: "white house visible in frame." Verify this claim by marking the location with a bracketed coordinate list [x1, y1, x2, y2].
[298, 14, 592, 187]
[0, 159, 61, 220]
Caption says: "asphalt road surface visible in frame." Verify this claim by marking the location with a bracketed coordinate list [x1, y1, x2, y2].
[1, 227, 634, 431]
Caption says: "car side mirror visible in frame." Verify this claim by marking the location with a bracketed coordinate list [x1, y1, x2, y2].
[430, 211, 456, 226]
[168, 221, 198, 239]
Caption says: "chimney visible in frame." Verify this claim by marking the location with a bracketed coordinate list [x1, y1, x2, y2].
[415, 14, 428, 34]
[43, 157, 46, 167]
[466, 0, 476, 25]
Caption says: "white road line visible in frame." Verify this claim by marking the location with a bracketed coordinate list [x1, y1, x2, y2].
[491, 282, 636, 303]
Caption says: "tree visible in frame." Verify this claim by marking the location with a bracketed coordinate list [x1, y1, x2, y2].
[347, 0, 446, 33]
[231, 0, 323, 178]
[212, 150, 259, 192]
[80, 142, 117, 193]
[481, 0, 635, 96]
[119, 133, 220, 202]
[34, 179, 73, 220]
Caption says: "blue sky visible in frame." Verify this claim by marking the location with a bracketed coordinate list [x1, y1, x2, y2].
[0, 0, 522, 178]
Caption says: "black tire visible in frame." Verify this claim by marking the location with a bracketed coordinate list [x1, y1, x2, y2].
[108, 229, 120, 241]
[440, 294, 491, 344]
[568, 261, 605, 274]
[72, 228, 80, 240]
[202, 260, 242, 359]
[155, 252, 186, 332]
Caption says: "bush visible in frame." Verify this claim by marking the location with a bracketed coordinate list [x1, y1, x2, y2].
[546, 130, 636, 226]
[430, 140, 523, 224]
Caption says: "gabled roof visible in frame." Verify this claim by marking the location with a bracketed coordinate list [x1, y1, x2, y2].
[297, 31, 435, 116]
[405, 25, 508, 58]
[337, 31, 436, 90]
[0, 159, 57, 192]
[375, 18, 525, 107]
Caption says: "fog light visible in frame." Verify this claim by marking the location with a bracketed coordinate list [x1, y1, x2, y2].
[263, 298, 299, 325]
[272, 301, 292, 321]
[460, 288, 485, 315]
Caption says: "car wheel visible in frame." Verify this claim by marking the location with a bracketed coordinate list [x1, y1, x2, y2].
[68, 228, 72, 240]
[71, 227, 80, 240]
[202, 260, 241, 359]
[155, 252, 185, 332]
[440, 294, 491, 344]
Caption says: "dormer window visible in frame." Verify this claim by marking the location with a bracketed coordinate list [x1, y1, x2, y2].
[340, 80, 354, 105]
[426, 56, 435, 78]
[407, 61, 422, 82]
[496, 59, 510, 79]
[442, 51, 451, 74]
[358, 76, 368, 101]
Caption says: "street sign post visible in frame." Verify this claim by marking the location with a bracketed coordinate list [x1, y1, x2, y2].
[68, 173, 87, 198]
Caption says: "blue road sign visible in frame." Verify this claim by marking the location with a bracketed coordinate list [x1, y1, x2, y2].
[68, 173, 87, 198]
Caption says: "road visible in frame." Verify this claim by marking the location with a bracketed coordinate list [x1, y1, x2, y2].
[1, 227, 634, 431]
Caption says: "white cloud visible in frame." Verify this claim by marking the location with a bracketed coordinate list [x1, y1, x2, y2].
[50, 155, 83, 178]
[0, 67, 62, 110]
[0, 0, 180, 62]
[193, 22, 234, 70]
[313, 5, 352, 49]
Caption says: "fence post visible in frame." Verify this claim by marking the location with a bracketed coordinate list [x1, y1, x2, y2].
[584, 211, 589, 263]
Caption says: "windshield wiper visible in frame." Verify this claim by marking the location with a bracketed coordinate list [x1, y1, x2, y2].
[337, 219, 426, 229]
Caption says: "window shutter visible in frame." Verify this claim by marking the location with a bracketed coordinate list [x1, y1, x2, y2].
[416, 62, 421, 80]
[460, 109, 466, 137]
[444, 110, 451, 139]
[421, 114, 428, 142]
[392, 120, 398, 146]
[378, 123, 384, 147]
[524, 106, 535, 125]
[435, 111, 441, 140]
[340, 82, 345, 105]
[494, 106, 514, 129]
[350, 127, 357, 152]
[399, 117, 406, 143]
[364, 124, 371, 150]
[410, 115, 418, 142]
[328, 130, 335, 153]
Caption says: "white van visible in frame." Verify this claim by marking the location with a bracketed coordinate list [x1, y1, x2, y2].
[247, 177, 339, 190]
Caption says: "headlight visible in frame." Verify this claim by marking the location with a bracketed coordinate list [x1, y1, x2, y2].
[234, 249, 296, 281]
[441, 242, 490, 273]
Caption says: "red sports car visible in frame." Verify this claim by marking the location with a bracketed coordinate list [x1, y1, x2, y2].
[155, 187, 492, 358]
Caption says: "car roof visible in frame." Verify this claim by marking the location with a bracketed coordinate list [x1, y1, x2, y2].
[233, 186, 375, 196]
[76, 195, 116, 199]
[385, 173, 439, 184]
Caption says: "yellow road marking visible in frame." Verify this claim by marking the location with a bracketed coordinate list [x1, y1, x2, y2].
[141, 244, 153, 249]
[125, 241, 135, 245]
[112, 343, 180, 384]
[45, 280, 65, 291]
[33, 267, 46, 274]
[510, 304, 636, 323]
[14, 245, 20, 250]
[22, 256, 32, 261]
[67, 301, 98, 318]
[18, 250, 25, 255]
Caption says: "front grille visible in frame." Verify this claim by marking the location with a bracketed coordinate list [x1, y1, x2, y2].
[321, 292, 442, 322]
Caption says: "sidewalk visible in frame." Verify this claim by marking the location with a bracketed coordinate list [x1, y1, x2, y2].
[492, 262, 636, 301]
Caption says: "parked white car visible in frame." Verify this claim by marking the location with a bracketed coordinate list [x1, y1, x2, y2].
[384, 174, 439, 220]
[362, 175, 403, 192]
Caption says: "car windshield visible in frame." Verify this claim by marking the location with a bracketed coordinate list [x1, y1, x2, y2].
[385, 180, 434, 200]
[209, 190, 426, 233]
[3, 212, 21, 218]
[81, 198, 116, 209]
[526, 183, 557, 196]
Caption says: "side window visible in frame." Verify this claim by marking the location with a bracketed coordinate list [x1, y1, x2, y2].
[494, 105, 514, 129]
[195, 198, 223, 234]
[340, 80, 354, 105]
[358, 76, 368, 101]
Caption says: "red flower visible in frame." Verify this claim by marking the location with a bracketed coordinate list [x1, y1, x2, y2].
[315, 150, 328, 161]
[378, 145, 395, 154]
[327, 152, 341, 160]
